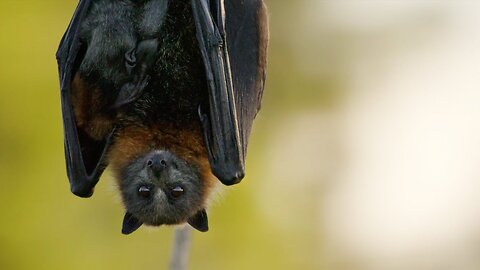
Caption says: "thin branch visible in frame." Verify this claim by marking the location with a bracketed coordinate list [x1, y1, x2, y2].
[169, 226, 193, 270]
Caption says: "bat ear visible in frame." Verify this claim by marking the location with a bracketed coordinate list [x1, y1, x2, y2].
[187, 209, 209, 232]
[122, 212, 143, 235]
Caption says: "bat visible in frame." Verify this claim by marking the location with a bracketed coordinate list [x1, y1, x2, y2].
[56, 0, 269, 234]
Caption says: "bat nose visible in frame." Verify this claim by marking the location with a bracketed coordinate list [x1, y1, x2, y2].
[146, 152, 169, 176]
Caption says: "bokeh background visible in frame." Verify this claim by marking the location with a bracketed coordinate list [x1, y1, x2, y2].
[2, 0, 480, 269]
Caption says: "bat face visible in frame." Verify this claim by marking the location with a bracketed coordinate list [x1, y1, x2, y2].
[108, 124, 214, 234]
[119, 150, 205, 228]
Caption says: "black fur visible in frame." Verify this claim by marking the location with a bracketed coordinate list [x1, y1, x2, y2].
[116, 1, 210, 234]
[78, 0, 169, 97]
[120, 0, 207, 126]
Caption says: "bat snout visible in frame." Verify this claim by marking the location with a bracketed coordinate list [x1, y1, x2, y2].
[146, 151, 173, 176]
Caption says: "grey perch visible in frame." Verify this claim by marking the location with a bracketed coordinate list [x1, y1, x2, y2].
[170, 226, 193, 270]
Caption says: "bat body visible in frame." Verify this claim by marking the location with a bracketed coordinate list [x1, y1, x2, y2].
[57, 0, 269, 234]
[112, 1, 214, 233]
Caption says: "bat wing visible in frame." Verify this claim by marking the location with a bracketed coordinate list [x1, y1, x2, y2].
[56, 0, 114, 198]
[193, 0, 269, 185]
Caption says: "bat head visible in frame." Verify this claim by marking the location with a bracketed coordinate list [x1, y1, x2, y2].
[118, 150, 209, 234]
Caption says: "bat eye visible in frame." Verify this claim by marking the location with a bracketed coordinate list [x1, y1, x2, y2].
[170, 186, 184, 198]
[138, 185, 152, 198]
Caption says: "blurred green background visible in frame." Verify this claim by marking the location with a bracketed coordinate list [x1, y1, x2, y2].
[3, 1, 480, 270]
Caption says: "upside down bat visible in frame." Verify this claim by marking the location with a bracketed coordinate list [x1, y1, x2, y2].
[56, 0, 269, 234]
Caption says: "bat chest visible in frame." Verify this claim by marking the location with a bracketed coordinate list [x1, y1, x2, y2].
[121, 0, 207, 128]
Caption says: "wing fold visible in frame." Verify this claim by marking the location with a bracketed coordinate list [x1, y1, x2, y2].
[57, 0, 112, 197]
[193, 0, 268, 185]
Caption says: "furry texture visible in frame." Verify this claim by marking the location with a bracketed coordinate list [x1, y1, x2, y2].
[110, 1, 215, 228]
[73, 0, 215, 230]
[78, 0, 168, 89]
